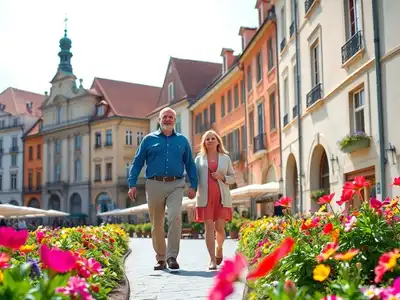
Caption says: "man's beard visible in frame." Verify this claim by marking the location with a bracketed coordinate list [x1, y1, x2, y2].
[160, 123, 174, 131]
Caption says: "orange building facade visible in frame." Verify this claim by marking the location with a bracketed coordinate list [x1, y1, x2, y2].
[190, 1, 281, 217]
[23, 121, 43, 208]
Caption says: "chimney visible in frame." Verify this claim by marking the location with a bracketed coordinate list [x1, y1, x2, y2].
[238, 27, 257, 51]
[220, 48, 235, 74]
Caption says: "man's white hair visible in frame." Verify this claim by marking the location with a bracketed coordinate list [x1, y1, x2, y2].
[159, 107, 176, 118]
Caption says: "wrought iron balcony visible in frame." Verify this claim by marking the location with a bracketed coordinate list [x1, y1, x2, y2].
[290, 22, 295, 37]
[280, 38, 287, 52]
[283, 114, 289, 127]
[9, 146, 18, 153]
[341, 31, 363, 64]
[305, 0, 316, 14]
[306, 83, 322, 108]
[292, 105, 298, 119]
[24, 186, 42, 193]
[253, 133, 267, 153]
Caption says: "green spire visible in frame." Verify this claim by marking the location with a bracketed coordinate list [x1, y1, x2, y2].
[58, 17, 73, 73]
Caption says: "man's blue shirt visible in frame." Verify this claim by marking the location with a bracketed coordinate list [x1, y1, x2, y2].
[128, 129, 198, 190]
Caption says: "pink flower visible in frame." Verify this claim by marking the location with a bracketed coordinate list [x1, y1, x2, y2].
[0, 252, 10, 269]
[40, 245, 76, 273]
[36, 231, 45, 243]
[56, 276, 94, 300]
[322, 296, 344, 300]
[0, 227, 28, 250]
[74, 253, 104, 278]
[344, 216, 357, 232]
[208, 253, 247, 300]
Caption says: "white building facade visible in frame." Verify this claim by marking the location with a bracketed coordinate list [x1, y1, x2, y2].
[276, 0, 400, 213]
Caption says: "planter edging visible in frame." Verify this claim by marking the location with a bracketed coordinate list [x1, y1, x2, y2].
[107, 247, 132, 300]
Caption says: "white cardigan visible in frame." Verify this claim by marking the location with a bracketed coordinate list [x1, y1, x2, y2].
[194, 153, 236, 208]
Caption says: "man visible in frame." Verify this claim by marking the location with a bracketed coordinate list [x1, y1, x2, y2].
[128, 107, 197, 272]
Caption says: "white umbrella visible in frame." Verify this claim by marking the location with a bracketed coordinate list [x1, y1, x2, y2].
[0, 204, 48, 217]
[45, 210, 70, 217]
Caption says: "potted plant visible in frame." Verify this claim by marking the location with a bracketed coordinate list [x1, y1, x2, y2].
[128, 224, 136, 237]
[142, 223, 152, 238]
[338, 132, 371, 153]
[135, 224, 143, 238]
[311, 189, 329, 203]
[191, 222, 202, 239]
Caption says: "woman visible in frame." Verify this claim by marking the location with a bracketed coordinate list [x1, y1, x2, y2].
[194, 130, 236, 270]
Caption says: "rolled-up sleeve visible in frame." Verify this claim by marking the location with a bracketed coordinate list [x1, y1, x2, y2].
[183, 139, 198, 190]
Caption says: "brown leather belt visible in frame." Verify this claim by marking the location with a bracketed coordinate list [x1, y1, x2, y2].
[150, 176, 183, 182]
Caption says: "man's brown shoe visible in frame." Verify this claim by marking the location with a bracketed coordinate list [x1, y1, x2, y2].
[166, 257, 180, 271]
[154, 261, 166, 270]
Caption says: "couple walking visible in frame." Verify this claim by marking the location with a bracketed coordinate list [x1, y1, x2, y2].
[128, 107, 236, 271]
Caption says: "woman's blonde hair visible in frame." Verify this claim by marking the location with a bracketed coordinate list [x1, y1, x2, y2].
[199, 130, 229, 155]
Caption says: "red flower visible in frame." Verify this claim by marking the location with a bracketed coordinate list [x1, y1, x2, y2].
[318, 193, 335, 205]
[247, 237, 294, 280]
[275, 197, 292, 208]
[390, 177, 400, 186]
[337, 176, 370, 206]
[374, 249, 400, 283]
[0, 227, 28, 250]
[322, 223, 334, 234]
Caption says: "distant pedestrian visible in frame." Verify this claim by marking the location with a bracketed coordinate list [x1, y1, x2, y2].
[128, 107, 198, 272]
[194, 130, 235, 270]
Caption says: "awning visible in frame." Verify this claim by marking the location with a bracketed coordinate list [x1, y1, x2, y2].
[230, 182, 280, 201]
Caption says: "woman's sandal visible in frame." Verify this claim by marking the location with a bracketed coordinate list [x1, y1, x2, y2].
[209, 261, 217, 270]
[216, 246, 223, 265]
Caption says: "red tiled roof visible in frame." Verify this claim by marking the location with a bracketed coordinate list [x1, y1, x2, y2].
[172, 57, 222, 99]
[0, 87, 45, 117]
[93, 78, 161, 118]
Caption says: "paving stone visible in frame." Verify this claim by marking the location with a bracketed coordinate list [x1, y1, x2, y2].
[126, 238, 245, 299]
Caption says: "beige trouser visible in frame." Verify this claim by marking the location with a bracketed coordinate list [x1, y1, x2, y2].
[145, 178, 185, 262]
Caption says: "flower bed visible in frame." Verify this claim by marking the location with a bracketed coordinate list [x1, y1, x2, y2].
[208, 176, 400, 299]
[0, 224, 129, 299]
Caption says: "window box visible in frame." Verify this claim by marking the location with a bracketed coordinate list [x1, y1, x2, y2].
[339, 132, 371, 153]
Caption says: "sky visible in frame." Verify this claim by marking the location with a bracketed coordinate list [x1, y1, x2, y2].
[0, 0, 258, 95]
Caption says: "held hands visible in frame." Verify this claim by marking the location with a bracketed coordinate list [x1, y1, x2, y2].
[128, 187, 136, 201]
[211, 171, 225, 181]
[187, 188, 196, 199]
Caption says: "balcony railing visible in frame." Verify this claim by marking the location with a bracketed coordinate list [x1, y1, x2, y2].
[280, 38, 287, 52]
[283, 113, 289, 127]
[305, 0, 316, 14]
[292, 105, 298, 119]
[306, 83, 322, 108]
[9, 146, 18, 153]
[24, 186, 42, 193]
[253, 133, 267, 153]
[289, 22, 295, 37]
[341, 31, 363, 64]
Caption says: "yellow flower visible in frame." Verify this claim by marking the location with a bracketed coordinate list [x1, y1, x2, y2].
[318, 205, 326, 212]
[313, 264, 331, 282]
[0, 270, 3, 283]
[19, 244, 35, 253]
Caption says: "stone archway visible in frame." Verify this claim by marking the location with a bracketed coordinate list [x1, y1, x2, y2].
[285, 154, 299, 212]
[309, 145, 330, 212]
[70, 193, 82, 215]
[48, 194, 61, 211]
[265, 165, 277, 183]
[28, 198, 40, 208]
[9, 200, 19, 206]
[96, 192, 113, 213]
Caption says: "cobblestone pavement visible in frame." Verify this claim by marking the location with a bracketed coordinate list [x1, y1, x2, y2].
[125, 238, 245, 300]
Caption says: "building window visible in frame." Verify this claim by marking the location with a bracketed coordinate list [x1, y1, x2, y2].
[12, 137, 17, 148]
[346, 0, 360, 38]
[168, 82, 174, 102]
[56, 106, 63, 124]
[97, 105, 104, 116]
[195, 114, 202, 134]
[269, 92, 276, 131]
[28, 146, 33, 160]
[55, 140, 61, 154]
[95, 132, 101, 147]
[125, 163, 130, 177]
[105, 130, 112, 146]
[227, 90, 232, 113]
[352, 88, 365, 133]
[203, 108, 209, 131]
[0, 155, 3, 168]
[0, 175, 3, 191]
[75, 159, 82, 182]
[221, 96, 226, 117]
[28, 172, 33, 188]
[283, 76, 289, 117]
[75, 135, 82, 150]
[210, 103, 216, 125]
[249, 111, 255, 143]
[256, 52, 263, 82]
[175, 114, 181, 133]
[55, 163, 61, 181]
[11, 154, 17, 166]
[311, 40, 320, 87]
[36, 172, 41, 186]
[13, 118, 18, 126]
[136, 132, 144, 146]
[234, 84, 239, 108]
[247, 65, 252, 91]
[240, 80, 245, 104]
[95, 164, 101, 181]
[267, 38, 274, 70]
[280, 6, 286, 42]
[10, 174, 17, 190]
[125, 130, 132, 145]
[320, 152, 330, 192]
[257, 102, 265, 134]
[106, 163, 112, 180]
[37, 144, 41, 159]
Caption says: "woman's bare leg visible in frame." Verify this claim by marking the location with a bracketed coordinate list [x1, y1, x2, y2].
[204, 220, 217, 268]
[215, 219, 226, 264]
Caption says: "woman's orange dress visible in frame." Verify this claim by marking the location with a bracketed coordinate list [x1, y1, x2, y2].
[194, 158, 233, 222]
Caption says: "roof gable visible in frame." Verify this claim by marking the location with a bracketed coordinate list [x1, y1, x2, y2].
[0, 87, 45, 117]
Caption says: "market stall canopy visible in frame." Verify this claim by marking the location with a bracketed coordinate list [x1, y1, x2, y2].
[230, 182, 280, 201]
[0, 204, 49, 218]
[45, 210, 70, 217]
